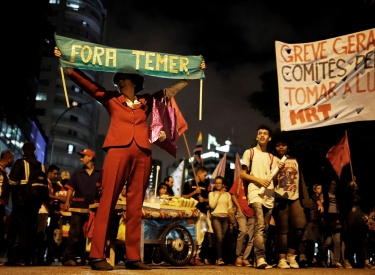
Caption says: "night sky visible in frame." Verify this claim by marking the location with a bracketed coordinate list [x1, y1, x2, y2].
[97, 0, 375, 180]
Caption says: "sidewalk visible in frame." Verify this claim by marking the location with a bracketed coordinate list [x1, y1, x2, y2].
[1, 261, 374, 275]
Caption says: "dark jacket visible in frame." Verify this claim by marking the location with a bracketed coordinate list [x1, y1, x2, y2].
[9, 156, 44, 206]
[299, 170, 310, 209]
[65, 166, 102, 209]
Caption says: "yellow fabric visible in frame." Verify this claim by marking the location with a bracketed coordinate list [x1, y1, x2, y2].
[116, 217, 126, 241]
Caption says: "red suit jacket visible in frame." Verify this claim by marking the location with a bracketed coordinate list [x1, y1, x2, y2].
[69, 69, 164, 151]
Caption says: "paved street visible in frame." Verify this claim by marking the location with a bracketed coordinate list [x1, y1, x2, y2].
[1, 263, 374, 275]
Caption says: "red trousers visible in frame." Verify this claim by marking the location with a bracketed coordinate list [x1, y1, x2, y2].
[89, 141, 151, 260]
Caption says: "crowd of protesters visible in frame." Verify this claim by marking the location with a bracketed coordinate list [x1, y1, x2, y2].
[0, 129, 374, 270]
[180, 126, 375, 270]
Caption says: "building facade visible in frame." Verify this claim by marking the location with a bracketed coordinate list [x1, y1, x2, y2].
[36, 0, 107, 174]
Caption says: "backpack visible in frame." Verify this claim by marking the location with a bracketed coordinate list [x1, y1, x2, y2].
[247, 147, 274, 173]
[22, 160, 49, 206]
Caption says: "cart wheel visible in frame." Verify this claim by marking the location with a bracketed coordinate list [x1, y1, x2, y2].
[160, 223, 194, 266]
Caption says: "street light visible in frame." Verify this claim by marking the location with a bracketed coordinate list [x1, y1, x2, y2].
[49, 100, 96, 165]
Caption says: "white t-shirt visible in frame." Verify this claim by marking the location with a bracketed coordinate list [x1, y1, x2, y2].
[328, 192, 338, 213]
[243, 147, 275, 208]
[209, 191, 233, 217]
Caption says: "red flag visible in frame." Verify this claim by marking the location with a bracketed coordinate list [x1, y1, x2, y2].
[170, 96, 188, 137]
[230, 153, 243, 193]
[233, 153, 242, 182]
[194, 131, 203, 165]
[326, 130, 351, 178]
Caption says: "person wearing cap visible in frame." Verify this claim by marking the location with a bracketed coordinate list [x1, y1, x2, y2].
[54, 47, 205, 271]
[63, 148, 102, 267]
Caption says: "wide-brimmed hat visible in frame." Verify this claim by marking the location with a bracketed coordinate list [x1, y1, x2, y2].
[112, 73, 144, 94]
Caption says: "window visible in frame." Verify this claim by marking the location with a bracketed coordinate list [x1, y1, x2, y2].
[68, 129, 77, 136]
[49, 0, 60, 4]
[40, 64, 52, 71]
[71, 85, 81, 93]
[36, 93, 47, 101]
[39, 79, 50, 86]
[67, 144, 75, 154]
[71, 101, 81, 107]
[70, 115, 78, 122]
[35, 108, 46, 116]
[67, 1, 80, 10]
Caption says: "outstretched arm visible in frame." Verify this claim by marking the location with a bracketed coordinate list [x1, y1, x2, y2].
[54, 47, 111, 104]
[164, 61, 206, 98]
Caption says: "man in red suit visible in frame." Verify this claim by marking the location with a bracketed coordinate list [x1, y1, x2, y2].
[55, 47, 205, 270]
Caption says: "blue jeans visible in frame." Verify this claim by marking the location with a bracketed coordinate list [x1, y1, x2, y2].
[235, 209, 254, 260]
[251, 202, 272, 260]
[273, 199, 306, 254]
[211, 216, 228, 260]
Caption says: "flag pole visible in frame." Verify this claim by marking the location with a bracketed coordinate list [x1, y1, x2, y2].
[345, 130, 355, 181]
[60, 67, 70, 108]
[199, 79, 203, 121]
[183, 133, 196, 179]
[153, 165, 160, 203]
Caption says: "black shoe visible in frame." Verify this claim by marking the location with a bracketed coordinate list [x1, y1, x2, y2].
[90, 259, 113, 271]
[125, 260, 151, 270]
[63, 259, 77, 266]
[5, 260, 26, 266]
[299, 259, 308, 268]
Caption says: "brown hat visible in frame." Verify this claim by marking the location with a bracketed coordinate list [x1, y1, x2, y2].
[60, 171, 70, 180]
[77, 148, 96, 159]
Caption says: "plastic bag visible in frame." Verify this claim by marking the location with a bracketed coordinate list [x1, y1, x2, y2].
[149, 97, 178, 157]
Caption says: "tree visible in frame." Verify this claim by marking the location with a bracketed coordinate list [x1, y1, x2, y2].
[246, 70, 280, 124]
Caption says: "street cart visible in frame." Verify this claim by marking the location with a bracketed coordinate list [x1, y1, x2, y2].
[89, 197, 202, 267]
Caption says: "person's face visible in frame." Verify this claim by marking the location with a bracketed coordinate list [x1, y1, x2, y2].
[122, 186, 127, 196]
[49, 169, 59, 181]
[214, 179, 224, 191]
[116, 78, 136, 93]
[197, 171, 207, 182]
[159, 185, 167, 195]
[275, 142, 288, 158]
[315, 185, 322, 194]
[80, 154, 92, 166]
[7, 154, 15, 167]
[257, 129, 271, 146]
[329, 181, 337, 192]
[166, 177, 174, 187]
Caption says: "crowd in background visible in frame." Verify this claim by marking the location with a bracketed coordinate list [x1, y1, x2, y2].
[0, 131, 374, 270]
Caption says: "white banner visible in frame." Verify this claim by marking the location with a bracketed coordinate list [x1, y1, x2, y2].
[275, 28, 375, 131]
